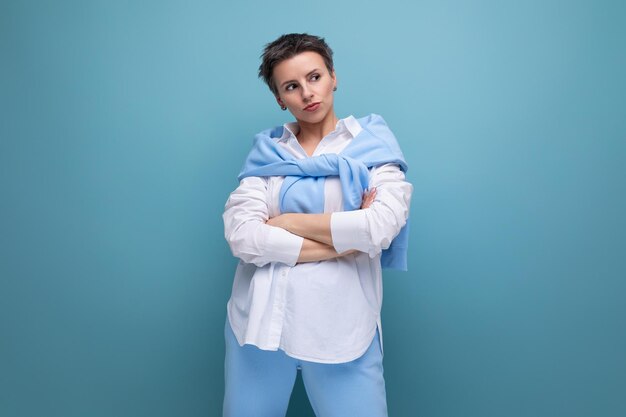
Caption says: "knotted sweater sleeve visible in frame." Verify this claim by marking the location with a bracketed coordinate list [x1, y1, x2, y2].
[330, 163, 412, 257]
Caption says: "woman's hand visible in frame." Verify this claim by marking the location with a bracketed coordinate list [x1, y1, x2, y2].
[361, 187, 377, 209]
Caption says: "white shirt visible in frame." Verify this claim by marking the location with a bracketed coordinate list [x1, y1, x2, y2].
[223, 114, 413, 364]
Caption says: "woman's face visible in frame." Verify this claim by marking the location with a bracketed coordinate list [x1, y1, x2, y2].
[272, 51, 337, 124]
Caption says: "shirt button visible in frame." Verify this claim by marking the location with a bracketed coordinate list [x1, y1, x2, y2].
[281, 271, 287, 277]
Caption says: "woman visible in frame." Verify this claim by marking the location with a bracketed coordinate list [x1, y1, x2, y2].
[222, 33, 413, 417]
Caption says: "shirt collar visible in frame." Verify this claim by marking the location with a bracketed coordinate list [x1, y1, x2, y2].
[279, 115, 361, 142]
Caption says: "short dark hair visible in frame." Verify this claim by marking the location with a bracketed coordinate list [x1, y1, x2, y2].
[258, 33, 335, 97]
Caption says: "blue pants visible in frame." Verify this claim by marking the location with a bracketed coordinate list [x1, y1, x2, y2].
[222, 318, 388, 417]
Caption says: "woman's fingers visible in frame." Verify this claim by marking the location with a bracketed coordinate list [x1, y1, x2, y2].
[360, 187, 377, 209]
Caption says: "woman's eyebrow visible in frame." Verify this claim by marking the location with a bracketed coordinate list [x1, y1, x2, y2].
[280, 68, 320, 88]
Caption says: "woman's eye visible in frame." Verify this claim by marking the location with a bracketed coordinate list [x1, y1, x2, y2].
[311, 74, 320, 81]
[286, 83, 297, 91]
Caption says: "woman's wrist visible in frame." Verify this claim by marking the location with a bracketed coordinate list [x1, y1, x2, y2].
[296, 238, 357, 263]
[267, 213, 333, 246]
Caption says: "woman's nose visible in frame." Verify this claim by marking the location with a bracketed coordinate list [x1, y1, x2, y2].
[301, 85, 313, 100]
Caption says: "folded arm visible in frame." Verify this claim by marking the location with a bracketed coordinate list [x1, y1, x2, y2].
[223, 176, 355, 266]
[267, 163, 412, 258]
[298, 238, 356, 262]
[265, 187, 378, 246]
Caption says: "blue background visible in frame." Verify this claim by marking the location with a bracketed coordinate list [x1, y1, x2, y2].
[1, 1, 624, 416]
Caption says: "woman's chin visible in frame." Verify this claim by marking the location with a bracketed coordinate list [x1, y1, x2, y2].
[298, 106, 334, 124]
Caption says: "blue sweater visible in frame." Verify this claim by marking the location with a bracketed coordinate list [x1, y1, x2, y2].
[238, 113, 410, 270]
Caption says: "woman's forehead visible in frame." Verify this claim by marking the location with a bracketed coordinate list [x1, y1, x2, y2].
[273, 51, 326, 79]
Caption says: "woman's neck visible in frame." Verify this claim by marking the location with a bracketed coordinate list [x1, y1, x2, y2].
[295, 112, 340, 153]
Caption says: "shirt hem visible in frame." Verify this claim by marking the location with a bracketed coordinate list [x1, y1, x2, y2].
[228, 301, 380, 364]
[278, 325, 378, 364]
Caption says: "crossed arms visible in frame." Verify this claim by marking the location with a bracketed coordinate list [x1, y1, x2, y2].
[223, 163, 413, 267]
[265, 188, 376, 262]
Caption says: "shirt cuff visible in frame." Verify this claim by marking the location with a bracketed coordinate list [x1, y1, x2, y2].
[330, 210, 370, 254]
[265, 226, 304, 267]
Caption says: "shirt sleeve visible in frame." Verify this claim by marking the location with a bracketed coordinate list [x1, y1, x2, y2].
[223, 176, 304, 267]
[330, 163, 413, 257]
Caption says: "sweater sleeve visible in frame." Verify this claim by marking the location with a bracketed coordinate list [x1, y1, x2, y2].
[223, 176, 304, 267]
[330, 163, 412, 256]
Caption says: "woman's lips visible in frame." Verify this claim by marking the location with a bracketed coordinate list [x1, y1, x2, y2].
[304, 102, 320, 111]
